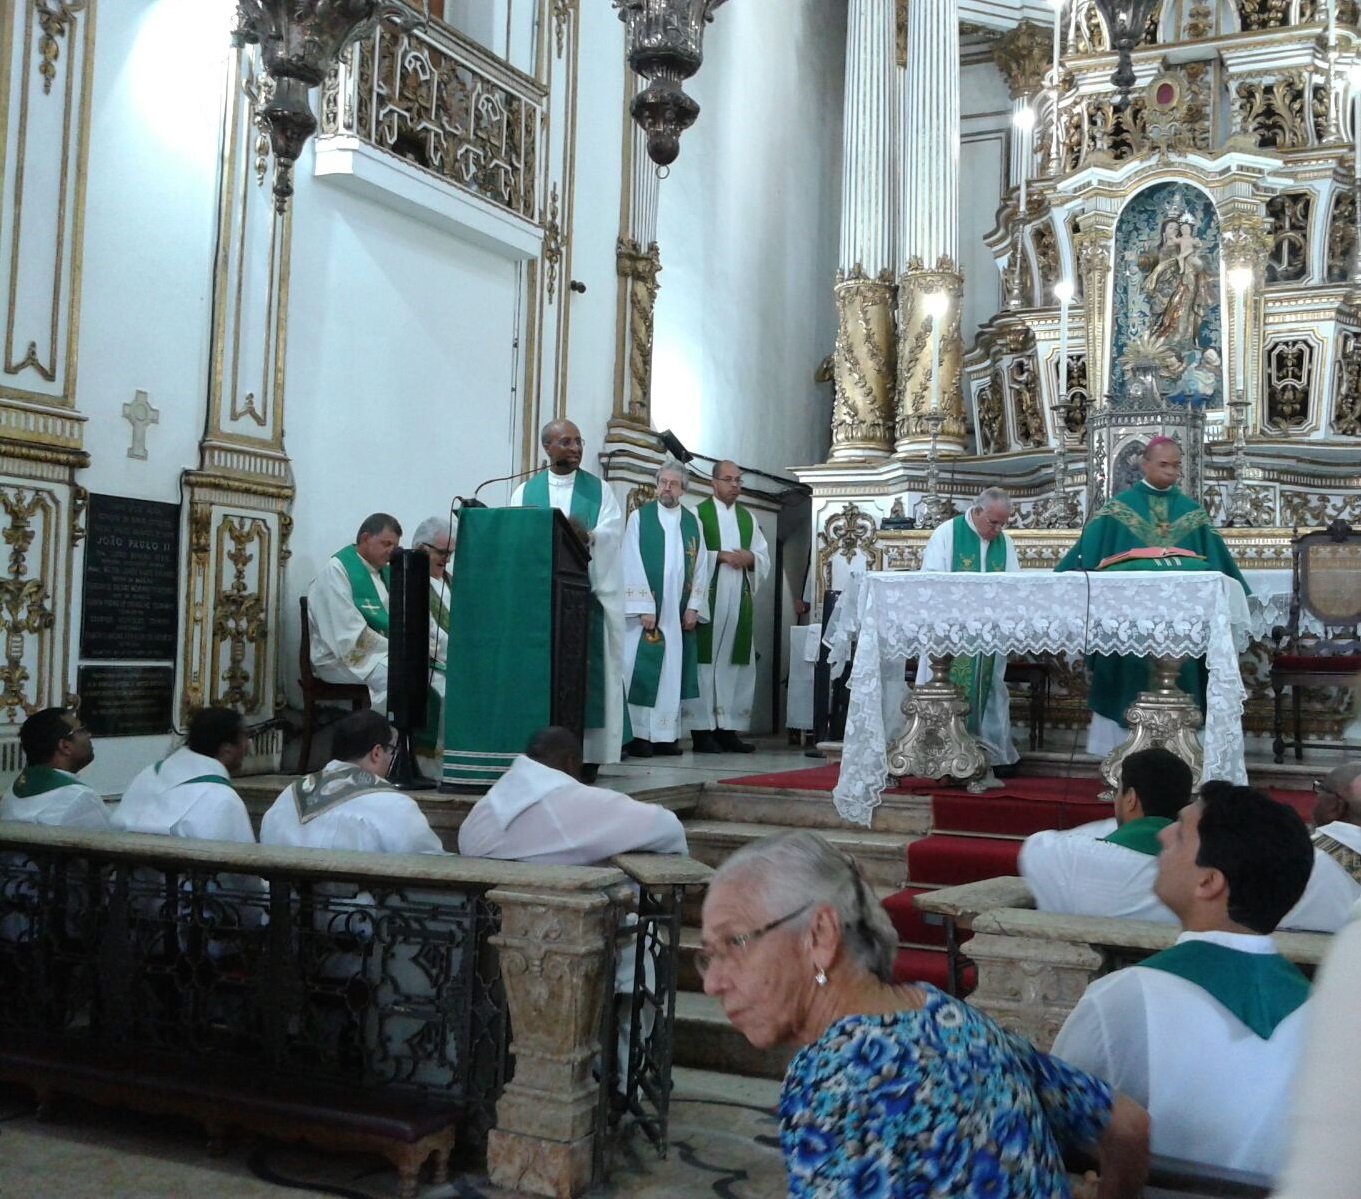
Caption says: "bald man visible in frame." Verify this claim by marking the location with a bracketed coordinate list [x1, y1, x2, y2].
[685, 460, 769, 753]
[512, 420, 626, 776]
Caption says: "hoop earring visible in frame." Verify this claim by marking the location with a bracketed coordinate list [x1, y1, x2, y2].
[814, 966, 828, 987]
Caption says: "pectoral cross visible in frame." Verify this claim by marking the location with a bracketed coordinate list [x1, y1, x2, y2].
[122, 390, 159, 460]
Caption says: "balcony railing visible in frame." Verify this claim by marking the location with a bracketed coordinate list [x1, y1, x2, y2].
[320, 15, 544, 226]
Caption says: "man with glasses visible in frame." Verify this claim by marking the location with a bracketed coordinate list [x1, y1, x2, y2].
[513, 419, 627, 778]
[913, 486, 1021, 769]
[410, 517, 456, 750]
[260, 710, 443, 853]
[1055, 437, 1248, 758]
[686, 460, 769, 753]
[1273, 766, 1361, 932]
[0, 707, 107, 829]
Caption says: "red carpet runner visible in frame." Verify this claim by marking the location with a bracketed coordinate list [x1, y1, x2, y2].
[720, 764, 1315, 996]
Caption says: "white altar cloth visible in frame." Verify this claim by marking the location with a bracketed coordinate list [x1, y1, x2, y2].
[831, 571, 1256, 827]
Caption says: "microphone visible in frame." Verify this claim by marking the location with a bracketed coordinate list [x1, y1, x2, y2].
[457, 461, 546, 509]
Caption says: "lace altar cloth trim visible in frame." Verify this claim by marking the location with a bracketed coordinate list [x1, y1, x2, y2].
[831, 571, 1255, 827]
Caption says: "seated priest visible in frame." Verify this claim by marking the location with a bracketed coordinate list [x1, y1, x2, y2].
[410, 516, 455, 751]
[1020, 746, 1192, 922]
[1052, 783, 1314, 1180]
[113, 707, 254, 844]
[0, 707, 107, 830]
[512, 419, 627, 773]
[307, 513, 402, 713]
[1273, 763, 1361, 933]
[260, 710, 443, 854]
[914, 486, 1021, 767]
[1055, 437, 1249, 758]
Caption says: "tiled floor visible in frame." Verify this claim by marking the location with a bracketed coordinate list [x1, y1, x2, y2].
[0, 1069, 786, 1199]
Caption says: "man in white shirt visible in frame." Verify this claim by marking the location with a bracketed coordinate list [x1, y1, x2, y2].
[459, 726, 688, 864]
[1288, 763, 1361, 928]
[1020, 746, 1192, 923]
[914, 487, 1021, 767]
[685, 461, 770, 754]
[260, 709, 443, 854]
[1052, 784, 1315, 1180]
[0, 708, 107, 829]
[113, 707, 254, 844]
[307, 513, 402, 712]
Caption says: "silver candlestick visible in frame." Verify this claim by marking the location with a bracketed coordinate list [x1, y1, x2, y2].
[917, 410, 957, 529]
[1038, 402, 1083, 527]
[1224, 390, 1256, 527]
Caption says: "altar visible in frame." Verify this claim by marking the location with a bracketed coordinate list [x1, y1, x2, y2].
[830, 569, 1257, 827]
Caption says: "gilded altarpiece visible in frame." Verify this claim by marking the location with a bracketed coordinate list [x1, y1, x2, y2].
[180, 46, 293, 756]
[0, 1, 94, 761]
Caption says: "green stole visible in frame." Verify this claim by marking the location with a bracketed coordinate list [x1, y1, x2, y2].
[152, 759, 237, 793]
[333, 544, 391, 636]
[1140, 939, 1310, 1039]
[627, 502, 700, 707]
[518, 470, 606, 728]
[695, 498, 754, 667]
[946, 515, 1008, 739]
[10, 765, 82, 799]
[1055, 482, 1250, 727]
[1101, 816, 1171, 856]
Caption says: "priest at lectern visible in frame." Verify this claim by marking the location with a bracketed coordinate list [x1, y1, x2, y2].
[1056, 437, 1248, 757]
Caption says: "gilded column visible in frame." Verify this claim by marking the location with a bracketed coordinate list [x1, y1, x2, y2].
[828, 0, 897, 462]
[610, 75, 662, 438]
[894, 0, 965, 454]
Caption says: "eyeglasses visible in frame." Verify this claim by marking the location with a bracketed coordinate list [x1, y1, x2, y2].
[695, 903, 811, 978]
[62, 724, 90, 738]
[1313, 779, 1340, 799]
[716, 475, 743, 485]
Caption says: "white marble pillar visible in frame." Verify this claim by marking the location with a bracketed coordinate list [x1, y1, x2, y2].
[829, 0, 898, 461]
[611, 77, 663, 432]
[895, 0, 965, 454]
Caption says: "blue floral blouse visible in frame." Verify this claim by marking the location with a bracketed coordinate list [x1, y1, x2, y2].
[780, 985, 1113, 1198]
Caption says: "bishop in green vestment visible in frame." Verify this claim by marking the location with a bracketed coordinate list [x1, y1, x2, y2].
[511, 419, 627, 767]
[1055, 437, 1249, 756]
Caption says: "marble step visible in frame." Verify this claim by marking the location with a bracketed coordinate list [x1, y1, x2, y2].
[694, 782, 932, 835]
[682, 820, 913, 889]
[672, 991, 793, 1081]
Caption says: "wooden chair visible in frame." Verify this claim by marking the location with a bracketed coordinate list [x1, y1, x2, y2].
[298, 596, 370, 772]
[1270, 520, 1361, 763]
[1005, 658, 1051, 752]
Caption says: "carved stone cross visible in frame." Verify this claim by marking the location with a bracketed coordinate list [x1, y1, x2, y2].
[123, 389, 159, 460]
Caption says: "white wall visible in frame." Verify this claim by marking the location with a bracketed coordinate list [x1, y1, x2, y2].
[960, 60, 1011, 351]
[651, 0, 846, 476]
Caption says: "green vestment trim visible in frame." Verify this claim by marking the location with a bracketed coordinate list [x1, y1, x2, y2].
[333, 544, 391, 636]
[1055, 482, 1250, 727]
[518, 470, 607, 730]
[175, 774, 237, 791]
[1140, 940, 1310, 1039]
[695, 498, 754, 667]
[1101, 816, 1171, 857]
[11, 765, 81, 799]
[627, 502, 700, 707]
[945, 515, 1008, 739]
[290, 763, 394, 825]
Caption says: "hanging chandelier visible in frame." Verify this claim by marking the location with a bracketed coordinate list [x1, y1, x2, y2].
[614, 0, 729, 167]
[1092, 0, 1159, 103]
[232, 1, 423, 212]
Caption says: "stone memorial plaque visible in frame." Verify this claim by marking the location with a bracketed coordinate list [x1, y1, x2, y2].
[77, 665, 174, 738]
[80, 494, 181, 661]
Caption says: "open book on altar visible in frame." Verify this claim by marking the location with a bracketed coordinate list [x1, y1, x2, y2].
[1096, 546, 1209, 571]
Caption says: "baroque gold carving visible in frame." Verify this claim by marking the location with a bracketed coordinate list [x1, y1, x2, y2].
[213, 516, 270, 712]
[976, 369, 1007, 455]
[36, 2, 88, 96]
[821, 502, 878, 564]
[830, 268, 896, 459]
[1010, 354, 1046, 448]
[0, 486, 56, 720]
[1235, 74, 1311, 150]
[1265, 193, 1311, 284]
[543, 183, 564, 302]
[894, 259, 966, 446]
[1264, 339, 1313, 432]
[616, 237, 661, 424]
[991, 20, 1051, 99]
[625, 483, 655, 513]
[1333, 331, 1361, 437]
[1327, 192, 1356, 284]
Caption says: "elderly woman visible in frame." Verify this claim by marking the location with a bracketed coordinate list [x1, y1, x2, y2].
[701, 830, 1149, 1197]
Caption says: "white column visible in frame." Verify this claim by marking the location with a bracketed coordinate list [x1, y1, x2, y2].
[830, 0, 898, 460]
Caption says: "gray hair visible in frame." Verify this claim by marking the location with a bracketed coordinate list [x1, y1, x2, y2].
[974, 487, 1011, 511]
[411, 516, 452, 549]
[710, 830, 898, 983]
[656, 456, 689, 490]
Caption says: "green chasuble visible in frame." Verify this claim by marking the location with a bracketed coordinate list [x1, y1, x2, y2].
[627, 502, 701, 707]
[11, 765, 83, 799]
[333, 544, 391, 636]
[945, 515, 1009, 739]
[518, 470, 607, 729]
[1055, 481, 1250, 727]
[1101, 816, 1171, 856]
[1140, 940, 1310, 1039]
[695, 498, 754, 666]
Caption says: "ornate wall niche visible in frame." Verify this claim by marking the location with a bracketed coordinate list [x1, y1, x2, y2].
[1326, 191, 1355, 284]
[974, 370, 1008, 455]
[1263, 335, 1315, 433]
[1030, 222, 1060, 305]
[1009, 354, 1046, 448]
[1265, 191, 1311, 285]
[1234, 74, 1323, 151]
[1333, 330, 1361, 437]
